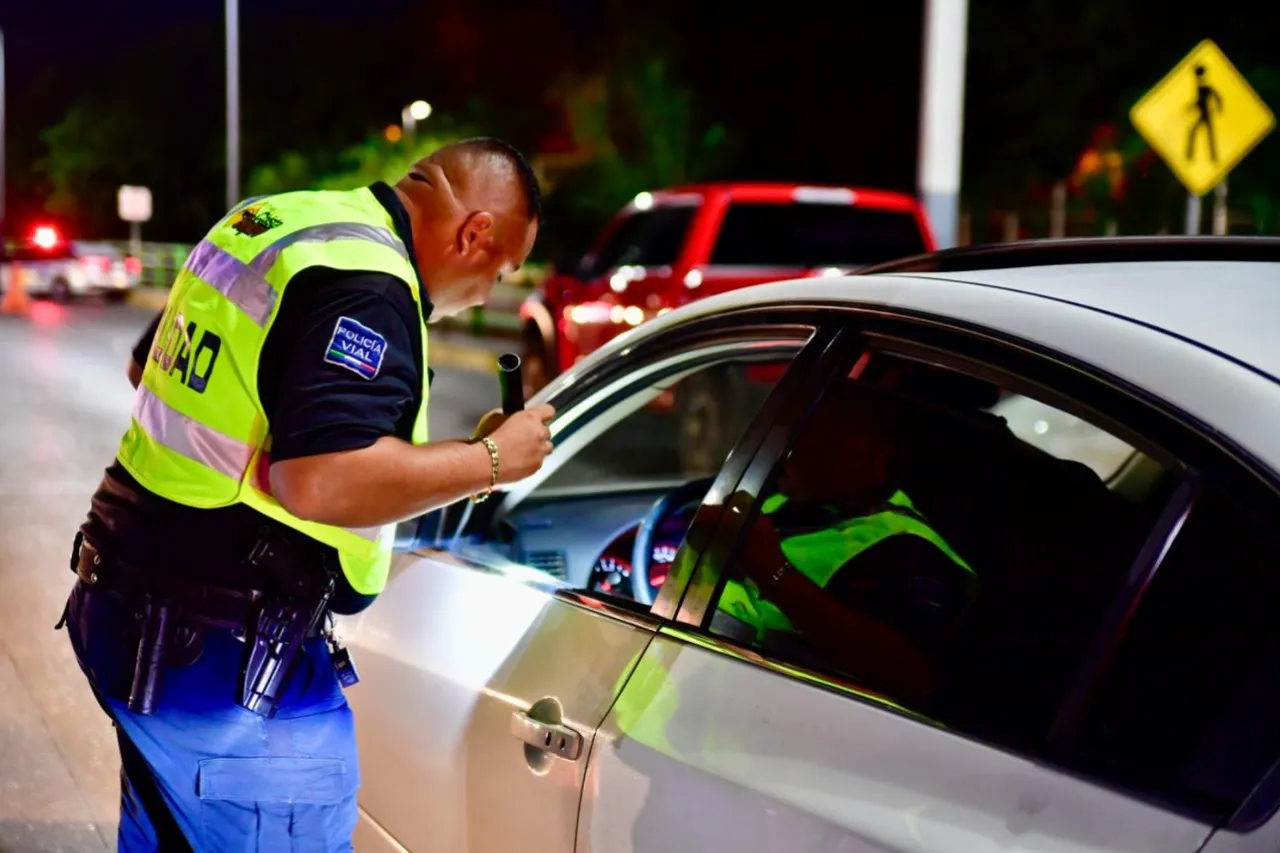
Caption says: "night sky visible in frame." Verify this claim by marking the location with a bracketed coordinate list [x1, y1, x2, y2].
[5, 0, 1279, 244]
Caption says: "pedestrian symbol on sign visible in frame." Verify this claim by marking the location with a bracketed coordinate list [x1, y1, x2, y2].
[1130, 39, 1275, 197]
[1187, 65, 1224, 163]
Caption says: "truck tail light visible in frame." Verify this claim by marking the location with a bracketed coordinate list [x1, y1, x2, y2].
[125, 257, 143, 276]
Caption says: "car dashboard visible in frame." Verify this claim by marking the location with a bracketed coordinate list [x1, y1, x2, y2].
[485, 486, 696, 600]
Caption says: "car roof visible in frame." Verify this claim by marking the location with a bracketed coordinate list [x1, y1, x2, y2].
[896, 259, 1280, 383]
[657, 238, 1280, 383]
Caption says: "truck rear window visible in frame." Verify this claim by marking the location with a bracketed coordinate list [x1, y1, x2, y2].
[710, 202, 927, 269]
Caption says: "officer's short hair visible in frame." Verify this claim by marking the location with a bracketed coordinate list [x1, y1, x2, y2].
[452, 137, 543, 223]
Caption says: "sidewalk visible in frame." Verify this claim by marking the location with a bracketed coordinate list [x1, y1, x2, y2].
[126, 288, 518, 375]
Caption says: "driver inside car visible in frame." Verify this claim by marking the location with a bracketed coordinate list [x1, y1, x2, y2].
[713, 379, 981, 703]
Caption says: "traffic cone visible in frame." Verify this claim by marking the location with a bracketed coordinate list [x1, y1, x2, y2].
[1, 262, 32, 315]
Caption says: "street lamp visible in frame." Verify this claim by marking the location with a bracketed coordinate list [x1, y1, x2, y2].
[401, 100, 432, 148]
[1, 27, 6, 247]
[226, 0, 240, 210]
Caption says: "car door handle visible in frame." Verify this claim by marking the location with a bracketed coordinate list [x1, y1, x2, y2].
[511, 710, 583, 761]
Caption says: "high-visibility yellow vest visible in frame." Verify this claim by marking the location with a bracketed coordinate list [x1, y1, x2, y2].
[116, 187, 430, 597]
[717, 490, 977, 642]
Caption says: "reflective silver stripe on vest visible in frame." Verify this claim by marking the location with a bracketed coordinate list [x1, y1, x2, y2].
[184, 240, 278, 326]
[183, 223, 410, 327]
[134, 387, 384, 543]
[133, 386, 254, 480]
[249, 223, 409, 276]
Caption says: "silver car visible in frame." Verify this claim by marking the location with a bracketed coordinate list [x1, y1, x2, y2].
[342, 237, 1280, 853]
[0, 239, 140, 302]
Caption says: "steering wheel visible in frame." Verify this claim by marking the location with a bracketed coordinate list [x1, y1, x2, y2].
[630, 476, 716, 606]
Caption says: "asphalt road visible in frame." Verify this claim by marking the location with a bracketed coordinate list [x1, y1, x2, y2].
[0, 301, 497, 852]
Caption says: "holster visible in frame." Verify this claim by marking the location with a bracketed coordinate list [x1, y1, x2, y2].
[236, 526, 337, 718]
[129, 596, 178, 714]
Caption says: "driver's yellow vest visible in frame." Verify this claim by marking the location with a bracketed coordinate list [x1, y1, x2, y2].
[115, 187, 430, 597]
[717, 490, 976, 641]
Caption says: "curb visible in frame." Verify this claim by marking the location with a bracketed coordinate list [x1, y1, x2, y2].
[125, 287, 508, 376]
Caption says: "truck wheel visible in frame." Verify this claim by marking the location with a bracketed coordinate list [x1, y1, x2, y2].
[675, 368, 745, 476]
[521, 326, 552, 399]
[50, 278, 73, 303]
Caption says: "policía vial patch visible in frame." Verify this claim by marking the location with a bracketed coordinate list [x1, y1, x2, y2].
[324, 316, 387, 380]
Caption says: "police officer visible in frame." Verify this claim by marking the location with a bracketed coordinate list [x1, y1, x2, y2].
[60, 137, 555, 851]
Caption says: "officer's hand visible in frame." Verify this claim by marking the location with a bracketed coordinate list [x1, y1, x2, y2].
[488, 403, 556, 484]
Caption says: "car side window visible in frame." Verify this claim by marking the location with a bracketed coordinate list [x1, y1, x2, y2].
[986, 392, 1136, 481]
[451, 346, 800, 605]
[538, 358, 791, 493]
[706, 351, 1172, 749]
[1072, 484, 1280, 818]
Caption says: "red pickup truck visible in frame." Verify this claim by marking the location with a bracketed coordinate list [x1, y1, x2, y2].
[521, 182, 934, 389]
[518, 181, 935, 468]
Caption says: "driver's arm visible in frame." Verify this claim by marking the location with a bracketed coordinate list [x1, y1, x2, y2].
[741, 520, 971, 703]
[824, 535, 976, 648]
[757, 552, 943, 703]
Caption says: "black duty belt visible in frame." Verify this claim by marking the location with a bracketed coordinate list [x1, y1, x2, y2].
[74, 538, 265, 632]
[72, 533, 340, 717]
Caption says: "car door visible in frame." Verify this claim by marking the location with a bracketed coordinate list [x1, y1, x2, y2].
[343, 544, 654, 853]
[341, 311, 826, 852]
[580, 316, 1232, 853]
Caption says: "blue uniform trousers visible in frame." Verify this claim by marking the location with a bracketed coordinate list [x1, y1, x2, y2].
[62, 579, 360, 852]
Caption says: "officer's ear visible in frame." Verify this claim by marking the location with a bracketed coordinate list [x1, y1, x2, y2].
[457, 211, 496, 259]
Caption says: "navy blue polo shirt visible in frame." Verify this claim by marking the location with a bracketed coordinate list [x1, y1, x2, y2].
[82, 182, 432, 613]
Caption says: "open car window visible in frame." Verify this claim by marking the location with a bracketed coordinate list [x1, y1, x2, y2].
[446, 335, 808, 607]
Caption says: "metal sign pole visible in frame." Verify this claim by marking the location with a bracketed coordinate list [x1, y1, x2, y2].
[1212, 179, 1228, 235]
[1185, 192, 1202, 235]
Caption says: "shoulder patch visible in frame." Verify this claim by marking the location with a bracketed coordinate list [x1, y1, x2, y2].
[229, 203, 283, 236]
[324, 316, 387, 380]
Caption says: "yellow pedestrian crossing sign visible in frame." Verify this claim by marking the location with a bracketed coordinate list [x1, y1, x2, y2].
[1130, 40, 1275, 196]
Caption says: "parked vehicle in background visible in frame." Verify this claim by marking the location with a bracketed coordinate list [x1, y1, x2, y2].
[0, 238, 141, 302]
[519, 182, 935, 470]
[521, 183, 934, 393]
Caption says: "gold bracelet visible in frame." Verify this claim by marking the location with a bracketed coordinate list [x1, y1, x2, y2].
[471, 437, 499, 503]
